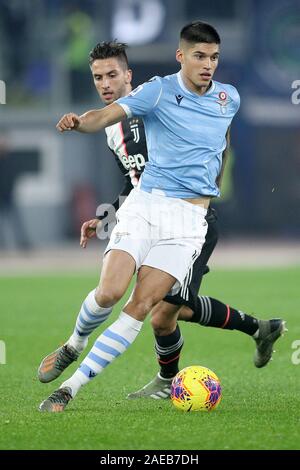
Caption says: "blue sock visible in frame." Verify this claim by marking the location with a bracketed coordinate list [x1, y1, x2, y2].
[67, 289, 112, 352]
[61, 311, 143, 396]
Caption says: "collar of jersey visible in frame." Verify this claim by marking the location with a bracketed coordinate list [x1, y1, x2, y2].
[177, 71, 215, 97]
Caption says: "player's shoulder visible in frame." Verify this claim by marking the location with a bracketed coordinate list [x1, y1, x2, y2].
[143, 75, 163, 88]
[129, 75, 162, 97]
[159, 73, 178, 87]
[147, 75, 163, 83]
[213, 80, 240, 103]
[136, 74, 177, 95]
[149, 73, 179, 100]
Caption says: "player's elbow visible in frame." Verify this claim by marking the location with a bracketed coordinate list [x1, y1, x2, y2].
[78, 110, 103, 133]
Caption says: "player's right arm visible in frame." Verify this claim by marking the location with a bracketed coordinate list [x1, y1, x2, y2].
[56, 103, 126, 133]
[56, 77, 162, 133]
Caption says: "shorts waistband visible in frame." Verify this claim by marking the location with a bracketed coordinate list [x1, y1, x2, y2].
[182, 197, 210, 210]
[136, 188, 208, 216]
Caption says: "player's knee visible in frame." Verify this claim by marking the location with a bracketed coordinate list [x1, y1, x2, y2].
[151, 314, 174, 335]
[95, 287, 123, 308]
[126, 296, 156, 320]
[151, 312, 167, 331]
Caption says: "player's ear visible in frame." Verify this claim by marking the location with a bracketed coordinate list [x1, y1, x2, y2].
[176, 48, 184, 65]
[125, 69, 133, 84]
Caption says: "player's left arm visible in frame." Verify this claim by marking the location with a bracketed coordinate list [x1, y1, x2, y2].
[216, 126, 231, 189]
[80, 218, 101, 248]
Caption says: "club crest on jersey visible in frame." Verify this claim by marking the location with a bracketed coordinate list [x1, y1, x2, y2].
[130, 120, 140, 143]
[216, 91, 231, 115]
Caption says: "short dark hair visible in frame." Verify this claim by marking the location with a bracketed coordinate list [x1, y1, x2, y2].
[180, 21, 221, 45]
[89, 41, 129, 68]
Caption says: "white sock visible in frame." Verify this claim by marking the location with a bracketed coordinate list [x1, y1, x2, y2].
[61, 311, 143, 397]
[67, 289, 112, 353]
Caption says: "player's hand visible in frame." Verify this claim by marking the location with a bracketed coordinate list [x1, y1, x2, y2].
[56, 113, 81, 132]
[80, 218, 102, 248]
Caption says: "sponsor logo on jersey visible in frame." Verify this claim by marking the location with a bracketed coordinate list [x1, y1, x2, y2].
[120, 153, 146, 171]
[175, 94, 184, 106]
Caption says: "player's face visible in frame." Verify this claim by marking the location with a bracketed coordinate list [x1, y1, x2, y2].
[91, 58, 132, 105]
[176, 42, 219, 93]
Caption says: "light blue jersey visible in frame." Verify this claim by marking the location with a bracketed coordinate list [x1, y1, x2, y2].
[117, 72, 240, 198]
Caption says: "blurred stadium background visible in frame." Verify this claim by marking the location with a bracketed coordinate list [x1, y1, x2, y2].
[0, 0, 299, 269]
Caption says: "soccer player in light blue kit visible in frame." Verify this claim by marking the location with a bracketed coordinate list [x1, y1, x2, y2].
[39, 22, 285, 412]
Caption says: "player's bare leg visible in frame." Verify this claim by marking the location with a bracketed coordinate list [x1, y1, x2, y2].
[128, 298, 287, 400]
[127, 300, 182, 399]
[176, 302, 286, 368]
[123, 266, 177, 321]
[38, 250, 135, 384]
[95, 249, 136, 307]
[39, 266, 177, 412]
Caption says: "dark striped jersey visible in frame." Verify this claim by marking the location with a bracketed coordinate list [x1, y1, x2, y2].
[105, 117, 148, 204]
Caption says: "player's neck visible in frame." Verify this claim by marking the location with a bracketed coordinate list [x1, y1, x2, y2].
[123, 84, 132, 97]
[187, 81, 212, 96]
[180, 72, 212, 96]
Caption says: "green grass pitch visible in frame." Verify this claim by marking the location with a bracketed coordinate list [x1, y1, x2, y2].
[0, 268, 299, 450]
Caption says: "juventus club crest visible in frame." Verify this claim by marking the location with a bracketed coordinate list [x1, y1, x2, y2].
[130, 119, 140, 143]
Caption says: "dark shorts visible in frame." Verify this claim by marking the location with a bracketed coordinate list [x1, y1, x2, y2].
[163, 206, 218, 311]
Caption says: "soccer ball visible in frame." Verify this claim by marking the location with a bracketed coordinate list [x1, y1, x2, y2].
[171, 365, 222, 412]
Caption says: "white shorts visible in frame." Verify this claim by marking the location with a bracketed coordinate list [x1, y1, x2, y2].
[104, 188, 208, 290]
